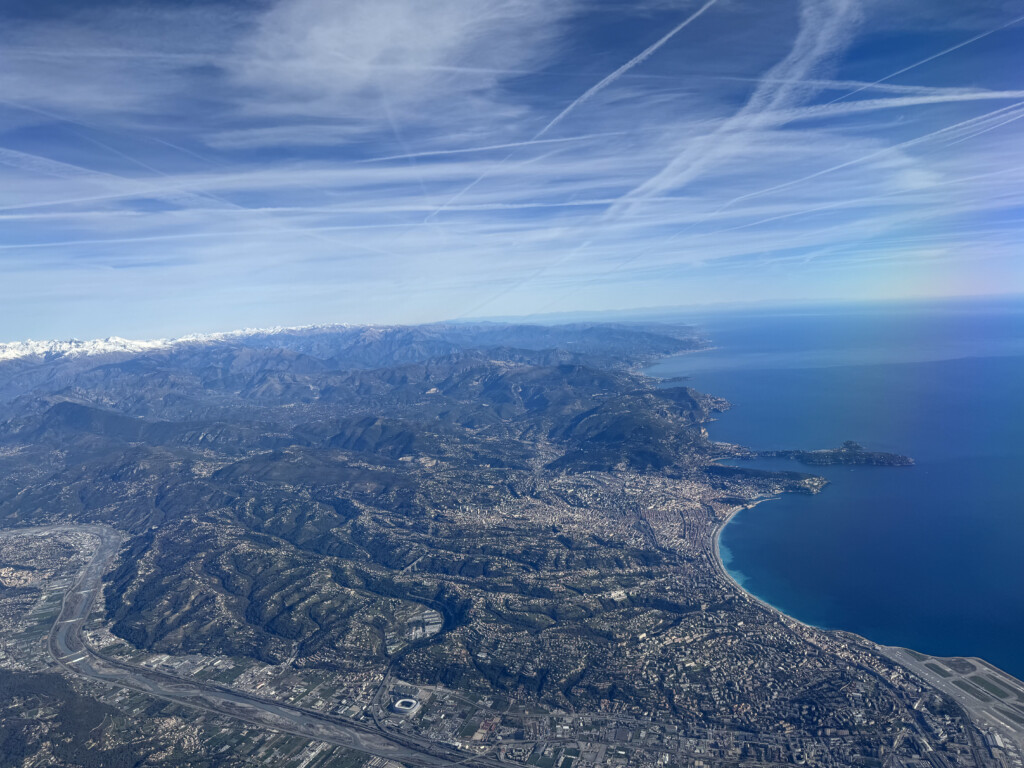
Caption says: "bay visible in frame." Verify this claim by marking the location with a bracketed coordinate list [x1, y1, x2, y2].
[646, 297, 1024, 679]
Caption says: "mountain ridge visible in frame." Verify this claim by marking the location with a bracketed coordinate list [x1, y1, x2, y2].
[0, 323, 355, 362]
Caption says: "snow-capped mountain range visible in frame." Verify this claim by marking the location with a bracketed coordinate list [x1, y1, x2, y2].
[0, 325, 347, 363]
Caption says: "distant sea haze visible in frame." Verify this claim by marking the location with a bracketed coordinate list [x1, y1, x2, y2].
[647, 297, 1024, 680]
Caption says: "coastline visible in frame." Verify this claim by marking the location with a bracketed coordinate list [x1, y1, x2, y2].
[710, 498, 821, 633]
[646, 338, 1024, 749]
[646, 350, 1024, 680]
[711, 497, 1024, 674]
[710, 499, 1024, 750]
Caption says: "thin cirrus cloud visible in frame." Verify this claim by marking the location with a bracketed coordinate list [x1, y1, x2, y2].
[0, 0, 1021, 339]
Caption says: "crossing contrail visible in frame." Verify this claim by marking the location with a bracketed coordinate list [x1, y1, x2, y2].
[360, 132, 623, 163]
[535, 0, 724, 138]
[824, 13, 1024, 106]
[422, 0, 723, 223]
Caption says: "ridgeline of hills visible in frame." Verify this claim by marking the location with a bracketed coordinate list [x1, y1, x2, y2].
[762, 440, 915, 466]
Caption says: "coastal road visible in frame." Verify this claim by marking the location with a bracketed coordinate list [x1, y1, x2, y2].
[2, 525, 501, 768]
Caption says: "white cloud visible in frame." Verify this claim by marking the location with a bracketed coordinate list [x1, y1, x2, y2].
[0, 7, 236, 121]
[228, 0, 576, 128]
[0, 0, 1021, 337]
[607, 0, 863, 215]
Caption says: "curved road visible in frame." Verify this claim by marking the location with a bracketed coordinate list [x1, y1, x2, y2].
[2, 525, 500, 768]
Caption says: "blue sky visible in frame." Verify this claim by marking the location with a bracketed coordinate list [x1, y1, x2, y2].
[1, 0, 1022, 339]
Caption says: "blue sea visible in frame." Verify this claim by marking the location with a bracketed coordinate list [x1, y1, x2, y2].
[646, 297, 1024, 679]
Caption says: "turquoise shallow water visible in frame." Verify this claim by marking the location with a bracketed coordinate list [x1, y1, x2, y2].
[647, 298, 1024, 678]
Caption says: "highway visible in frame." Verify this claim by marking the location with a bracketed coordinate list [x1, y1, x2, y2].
[8, 522, 1024, 768]
[2, 525, 501, 768]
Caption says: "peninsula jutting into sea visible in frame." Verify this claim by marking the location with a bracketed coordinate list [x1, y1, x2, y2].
[650, 299, 1024, 675]
[0, 314, 1022, 767]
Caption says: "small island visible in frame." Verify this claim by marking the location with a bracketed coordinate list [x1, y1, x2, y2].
[760, 440, 914, 467]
